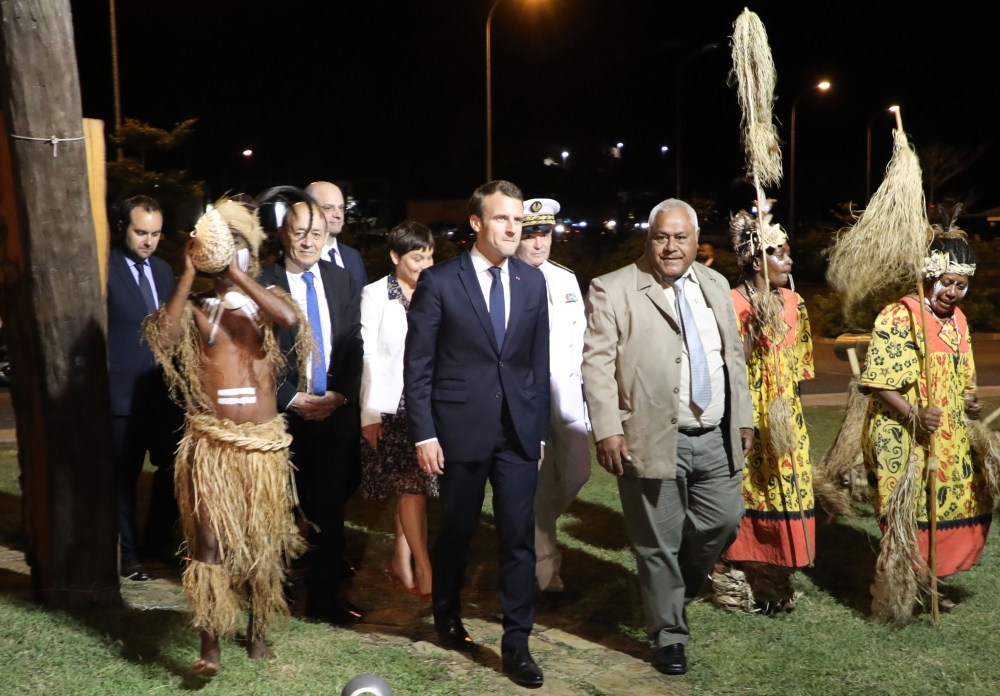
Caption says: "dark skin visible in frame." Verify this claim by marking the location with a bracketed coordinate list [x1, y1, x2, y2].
[157, 235, 298, 674]
[870, 272, 980, 431]
[596, 208, 753, 475]
[735, 242, 793, 360]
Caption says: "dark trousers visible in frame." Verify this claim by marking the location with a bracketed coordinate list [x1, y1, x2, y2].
[432, 402, 538, 651]
[111, 408, 181, 562]
[288, 414, 349, 612]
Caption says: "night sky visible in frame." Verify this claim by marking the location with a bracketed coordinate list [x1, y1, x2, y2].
[70, 0, 1000, 228]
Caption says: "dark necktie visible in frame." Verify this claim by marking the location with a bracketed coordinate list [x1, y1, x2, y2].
[136, 260, 157, 314]
[302, 271, 328, 395]
[488, 266, 505, 351]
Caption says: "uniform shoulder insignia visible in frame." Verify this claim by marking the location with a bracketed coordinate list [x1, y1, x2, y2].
[548, 260, 575, 274]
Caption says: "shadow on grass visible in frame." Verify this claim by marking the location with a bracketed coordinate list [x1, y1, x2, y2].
[560, 498, 631, 551]
[803, 514, 881, 615]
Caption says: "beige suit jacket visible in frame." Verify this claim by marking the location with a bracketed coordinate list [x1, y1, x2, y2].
[582, 256, 753, 480]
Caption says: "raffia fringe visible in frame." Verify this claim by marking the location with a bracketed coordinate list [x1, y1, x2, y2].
[176, 414, 306, 637]
[183, 559, 243, 637]
[767, 395, 797, 459]
[710, 564, 757, 614]
[814, 381, 870, 518]
[871, 442, 929, 624]
[968, 419, 1000, 504]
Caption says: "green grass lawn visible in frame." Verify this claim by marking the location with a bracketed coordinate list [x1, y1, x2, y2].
[1, 400, 1000, 695]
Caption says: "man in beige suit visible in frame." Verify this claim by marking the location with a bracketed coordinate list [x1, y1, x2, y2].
[582, 198, 753, 676]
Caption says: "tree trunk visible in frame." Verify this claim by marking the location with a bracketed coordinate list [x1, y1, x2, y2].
[0, 0, 120, 607]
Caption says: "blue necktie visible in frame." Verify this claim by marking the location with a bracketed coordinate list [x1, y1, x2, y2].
[136, 260, 157, 314]
[488, 266, 505, 352]
[674, 277, 712, 412]
[302, 271, 327, 395]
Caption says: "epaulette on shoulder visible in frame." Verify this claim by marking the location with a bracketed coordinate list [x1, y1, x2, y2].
[548, 260, 575, 274]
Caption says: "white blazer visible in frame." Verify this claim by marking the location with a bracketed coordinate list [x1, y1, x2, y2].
[360, 275, 410, 427]
[539, 260, 589, 426]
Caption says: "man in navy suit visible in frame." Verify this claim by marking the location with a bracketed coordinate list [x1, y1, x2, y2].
[106, 195, 181, 580]
[258, 200, 364, 624]
[404, 180, 550, 688]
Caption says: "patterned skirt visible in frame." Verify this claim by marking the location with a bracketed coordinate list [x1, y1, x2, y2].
[361, 399, 439, 500]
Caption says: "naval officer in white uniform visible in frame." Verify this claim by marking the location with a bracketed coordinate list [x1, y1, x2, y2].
[515, 198, 591, 593]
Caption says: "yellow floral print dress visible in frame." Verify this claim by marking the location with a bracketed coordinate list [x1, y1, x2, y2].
[860, 296, 990, 577]
[724, 288, 815, 568]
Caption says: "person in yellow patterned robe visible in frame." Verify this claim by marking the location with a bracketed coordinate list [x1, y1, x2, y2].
[718, 211, 814, 611]
[861, 230, 987, 616]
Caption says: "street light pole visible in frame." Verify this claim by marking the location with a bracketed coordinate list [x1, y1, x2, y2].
[675, 42, 719, 199]
[866, 105, 899, 202]
[789, 80, 830, 239]
[109, 0, 123, 161]
[486, 0, 503, 182]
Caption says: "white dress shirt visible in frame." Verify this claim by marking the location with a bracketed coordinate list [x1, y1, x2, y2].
[284, 257, 333, 398]
[321, 238, 345, 268]
[470, 244, 510, 327]
[662, 267, 725, 428]
[124, 255, 160, 307]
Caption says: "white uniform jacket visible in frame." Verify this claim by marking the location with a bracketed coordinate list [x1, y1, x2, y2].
[360, 275, 409, 427]
[539, 260, 589, 426]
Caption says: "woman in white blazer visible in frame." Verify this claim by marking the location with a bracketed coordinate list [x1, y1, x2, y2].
[360, 222, 436, 600]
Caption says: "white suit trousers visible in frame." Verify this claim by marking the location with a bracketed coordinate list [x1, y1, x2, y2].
[534, 417, 591, 585]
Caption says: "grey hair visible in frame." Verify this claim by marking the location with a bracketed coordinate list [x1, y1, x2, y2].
[647, 198, 699, 231]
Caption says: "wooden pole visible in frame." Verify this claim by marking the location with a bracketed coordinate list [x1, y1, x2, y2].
[0, 0, 120, 608]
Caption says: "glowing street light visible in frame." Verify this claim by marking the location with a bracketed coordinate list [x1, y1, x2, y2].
[790, 80, 832, 238]
[242, 149, 253, 157]
[561, 151, 569, 166]
[661, 145, 669, 153]
[867, 105, 901, 201]
[616, 142, 624, 149]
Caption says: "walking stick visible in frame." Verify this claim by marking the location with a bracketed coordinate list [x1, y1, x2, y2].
[892, 104, 939, 626]
[915, 272, 940, 625]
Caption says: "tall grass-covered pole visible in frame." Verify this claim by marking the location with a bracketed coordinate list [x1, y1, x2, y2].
[827, 108, 939, 624]
[731, 8, 813, 565]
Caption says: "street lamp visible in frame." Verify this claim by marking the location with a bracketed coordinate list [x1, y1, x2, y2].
[486, 0, 544, 181]
[866, 105, 899, 201]
[675, 42, 720, 199]
[242, 149, 253, 157]
[616, 142, 624, 149]
[789, 80, 831, 239]
[561, 150, 569, 167]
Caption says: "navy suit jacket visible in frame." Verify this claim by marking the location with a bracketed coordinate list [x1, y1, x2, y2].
[336, 242, 368, 293]
[259, 259, 363, 425]
[106, 245, 176, 416]
[404, 251, 550, 462]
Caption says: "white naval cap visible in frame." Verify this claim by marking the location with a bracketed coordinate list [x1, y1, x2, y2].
[522, 198, 561, 229]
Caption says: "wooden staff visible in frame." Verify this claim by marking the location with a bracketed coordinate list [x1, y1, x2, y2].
[895, 105, 939, 626]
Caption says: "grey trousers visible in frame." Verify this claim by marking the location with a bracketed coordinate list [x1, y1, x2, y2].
[617, 429, 743, 649]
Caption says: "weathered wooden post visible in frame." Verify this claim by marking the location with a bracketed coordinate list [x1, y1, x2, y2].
[0, 0, 120, 607]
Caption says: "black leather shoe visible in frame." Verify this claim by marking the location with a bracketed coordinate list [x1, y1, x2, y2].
[120, 561, 150, 582]
[652, 643, 687, 675]
[502, 645, 544, 687]
[435, 615, 476, 652]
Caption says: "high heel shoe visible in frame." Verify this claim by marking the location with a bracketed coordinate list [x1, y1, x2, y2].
[405, 584, 432, 603]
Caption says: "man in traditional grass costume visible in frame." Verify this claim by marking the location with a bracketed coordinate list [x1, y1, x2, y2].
[714, 211, 815, 613]
[861, 220, 989, 621]
[145, 199, 310, 675]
